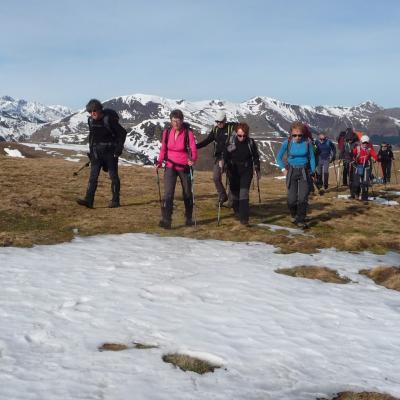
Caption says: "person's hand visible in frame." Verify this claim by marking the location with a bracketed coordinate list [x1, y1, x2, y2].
[155, 161, 162, 169]
[188, 160, 194, 166]
[282, 169, 288, 177]
[218, 160, 224, 169]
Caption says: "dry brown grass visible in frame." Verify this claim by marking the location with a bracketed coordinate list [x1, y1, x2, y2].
[329, 392, 399, 400]
[359, 267, 400, 291]
[98, 343, 129, 351]
[162, 353, 220, 374]
[0, 147, 399, 253]
[98, 342, 158, 351]
[275, 266, 351, 284]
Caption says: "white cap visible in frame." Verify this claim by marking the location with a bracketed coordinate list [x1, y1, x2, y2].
[215, 110, 226, 122]
[361, 135, 370, 143]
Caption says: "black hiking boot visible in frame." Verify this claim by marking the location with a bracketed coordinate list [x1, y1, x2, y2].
[296, 221, 309, 229]
[185, 218, 194, 227]
[76, 198, 93, 208]
[159, 219, 171, 229]
[109, 199, 120, 208]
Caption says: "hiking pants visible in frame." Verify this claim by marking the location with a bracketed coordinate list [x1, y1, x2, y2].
[85, 145, 120, 205]
[351, 164, 371, 201]
[162, 167, 193, 222]
[286, 166, 311, 223]
[316, 158, 330, 189]
[381, 161, 392, 183]
[342, 160, 353, 187]
[228, 165, 253, 224]
[213, 161, 228, 202]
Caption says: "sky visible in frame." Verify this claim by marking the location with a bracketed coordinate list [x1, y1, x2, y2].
[1, 0, 399, 110]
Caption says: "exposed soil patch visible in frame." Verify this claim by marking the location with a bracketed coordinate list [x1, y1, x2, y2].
[98, 342, 159, 351]
[275, 266, 351, 284]
[162, 353, 221, 374]
[325, 391, 399, 400]
[359, 266, 400, 291]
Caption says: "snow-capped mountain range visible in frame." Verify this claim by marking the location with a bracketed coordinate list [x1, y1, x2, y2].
[0, 96, 72, 141]
[2, 93, 399, 166]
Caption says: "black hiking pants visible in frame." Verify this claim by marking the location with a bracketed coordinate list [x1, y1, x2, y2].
[228, 164, 253, 224]
[85, 145, 120, 205]
[381, 161, 392, 183]
[162, 167, 193, 223]
[351, 164, 371, 201]
[316, 159, 330, 190]
[342, 160, 353, 187]
[286, 166, 311, 223]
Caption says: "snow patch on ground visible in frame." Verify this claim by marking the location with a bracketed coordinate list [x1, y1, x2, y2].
[338, 194, 399, 206]
[4, 148, 24, 158]
[1, 234, 400, 400]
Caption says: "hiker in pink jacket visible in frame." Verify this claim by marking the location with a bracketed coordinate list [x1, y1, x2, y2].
[156, 109, 197, 229]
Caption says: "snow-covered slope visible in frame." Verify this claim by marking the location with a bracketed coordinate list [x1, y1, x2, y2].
[0, 96, 71, 141]
[28, 94, 399, 165]
[1, 233, 400, 400]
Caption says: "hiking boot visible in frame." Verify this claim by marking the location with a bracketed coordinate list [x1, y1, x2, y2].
[240, 219, 249, 226]
[185, 218, 194, 227]
[76, 198, 93, 208]
[291, 217, 297, 225]
[318, 189, 325, 196]
[296, 221, 309, 229]
[108, 199, 120, 208]
[158, 219, 171, 229]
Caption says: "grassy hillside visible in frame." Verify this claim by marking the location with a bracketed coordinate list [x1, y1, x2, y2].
[1, 146, 399, 254]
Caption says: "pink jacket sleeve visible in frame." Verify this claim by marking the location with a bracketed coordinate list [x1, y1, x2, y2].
[188, 131, 198, 162]
[157, 130, 167, 164]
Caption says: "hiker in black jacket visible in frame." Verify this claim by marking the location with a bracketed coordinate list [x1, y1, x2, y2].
[197, 111, 237, 205]
[378, 143, 394, 184]
[223, 123, 260, 226]
[76, 99, 127, 208]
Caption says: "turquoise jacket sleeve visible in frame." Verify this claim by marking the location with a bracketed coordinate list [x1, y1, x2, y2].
[309, 143, 316, 173]
[277, 140, 288, 170]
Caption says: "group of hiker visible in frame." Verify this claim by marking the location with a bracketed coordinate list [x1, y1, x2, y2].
[76, 99, 397, 230]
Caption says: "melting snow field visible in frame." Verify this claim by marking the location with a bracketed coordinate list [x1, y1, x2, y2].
[1, 234, 400, 400]
[4, 148, 24, 158]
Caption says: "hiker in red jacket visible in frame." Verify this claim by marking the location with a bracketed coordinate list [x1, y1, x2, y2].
[156, 109, 198, 229]
[350, 135, 378, 201]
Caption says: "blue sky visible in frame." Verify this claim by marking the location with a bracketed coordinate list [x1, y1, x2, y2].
[1, 0, 399, 109]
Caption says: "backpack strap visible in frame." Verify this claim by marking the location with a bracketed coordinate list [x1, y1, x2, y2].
[164, 125, 191, 163]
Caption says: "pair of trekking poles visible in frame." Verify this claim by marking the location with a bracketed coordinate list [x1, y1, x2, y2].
[155, 157, 197, 228]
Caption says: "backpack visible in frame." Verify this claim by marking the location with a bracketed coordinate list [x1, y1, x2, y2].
[213, 122, 236, 156]
[88, 108, 127, 152]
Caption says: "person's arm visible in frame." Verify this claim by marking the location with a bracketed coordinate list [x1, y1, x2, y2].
[309, 142, 316, 173]
[196, 130, 215, 149]
[329, 140, 336, 161]
[389, 150, 394, 160]
[109, 118, 127, 156]
[188, 130, 198, 163]
[251, 139, 261, 173]
[370, 145, 378, 162]
[377, 150, 382, 162]
[276, 140, 288, 171]
[157, 130, 167, 166]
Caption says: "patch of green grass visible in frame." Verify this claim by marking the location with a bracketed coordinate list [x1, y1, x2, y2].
[162, 353, 221, 374]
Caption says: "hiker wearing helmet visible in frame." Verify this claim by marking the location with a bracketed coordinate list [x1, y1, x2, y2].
[350, 135, 378, 201]
[315, 132, 336, 194]
[276, 121, 316, 229]
[196, 110, 237, 206]
[156, 109, 198, 229]
[76, 99, 127, 208]
[223, 122, 260, 226]
[378, 142, 394, 184]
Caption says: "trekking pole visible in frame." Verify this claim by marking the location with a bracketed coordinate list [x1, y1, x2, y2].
[217, 199, 222, 226]
[189, 166, 197, 228]
[73, 160, 90, 176]
[255, 169, 261, 203]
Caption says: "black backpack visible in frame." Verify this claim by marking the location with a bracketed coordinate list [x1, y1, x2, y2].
[88, 108, 127, 151]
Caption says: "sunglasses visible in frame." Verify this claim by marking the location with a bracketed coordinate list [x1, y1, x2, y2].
[292, 134, 303, 138]
[237, 135, 246, 138]
[215, 120, 224, 124]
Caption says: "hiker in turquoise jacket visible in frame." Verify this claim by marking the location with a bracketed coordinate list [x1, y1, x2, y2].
[277, 121, 316, 229]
